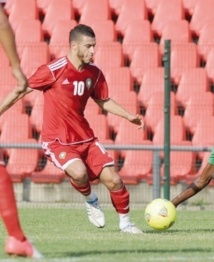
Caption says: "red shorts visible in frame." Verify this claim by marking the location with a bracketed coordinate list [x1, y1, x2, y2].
[41, 138, 114, 181]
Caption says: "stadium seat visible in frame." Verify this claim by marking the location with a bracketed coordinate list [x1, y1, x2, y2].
[6, 139, 39, 182]
[176, 68, 209, 106]
[15, 20, 43, 44]
[205, 48, 214, 82]
[107, 89, 138, 133]
[115, 0, 148, 37]
[108, 0, 124, 15]
[153, 115, 186, 145]
[49, 20, 77, 58]
[145, 0, 161, 15]
[72, 0, 88, 15]
[36, 0, 52, 15]
[122, 20, 153, 60]
[42, 0, 74, 37]
[31, 160, 65, 183]
[30, 93, 44, 133]
[192, 117, 214, 148]
[197, 21, 214, 62]
[159, 20, 191, 55]
[151, 0, 184, 37]
[137, 68, 164, 108]
[129, 43, 161, 84]
[119, 140, 153, 184]
[190, 0, 214, 36]
[183, 92, 214, 134]
[144, 91, 177, 133]
[93, 42, 124, 70]
[89, 20, 117, 44]
[170, 43, 200, 84]
[85, 113, 111, 142]
[20, 42, 50, 77]
[8, 0, 39, 31]
[105, 67, 134, 91]
[79, 0, 110, 25]
[162, 141, 196, 184]
[0, 67, 16, 86]
[182, 0, 200, 16]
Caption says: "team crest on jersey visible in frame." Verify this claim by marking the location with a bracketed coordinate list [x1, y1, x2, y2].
[59, 152, 66, 159]
[86, 78, 92, 89]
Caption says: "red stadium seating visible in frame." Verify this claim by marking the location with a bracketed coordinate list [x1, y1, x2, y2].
[79, 0, 111, 25]
[145, 0, 161, 15]
[31, 160, 65, 183]
[122, 20, 152, 60]
[6, 139, 39, 182]
[0, 67, 16, 86]
[151, 0, 184, 37]
[176, 68, 209, 106]
[8, 0, 39, 31]
[89, 20, 117, 44]
[109, 0, 124, 16]
[182, 0, 200, 16]
[115, 0, 148, 37]
[144, 91, 177, 133]
[42, 0, 74, 37]
[197, 21, 214, 62]
[129, 43, 161, 84]
[119, 140, 153, 184]
[36, 0, 52, 15]
[205, 48, 214, 82]
[159, 20, 191, 55]
[49, 20, 77, 58]
[190, 0, 214, 36]
[30, 93, 44, 133]
[137, 68, 164, 107]
[72, 0, 88, 15]
[183, 92, 214, 134]
[20, 42, 50, 77]
[170, 43, 200, 84]
[93, 42, 124, 70]
[15, 20, 43, 44]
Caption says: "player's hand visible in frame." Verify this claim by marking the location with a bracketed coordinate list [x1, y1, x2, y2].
[12, 66, 28, 94]
[128, 114, 145, 130]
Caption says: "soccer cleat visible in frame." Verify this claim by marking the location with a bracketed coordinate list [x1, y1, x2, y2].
[5, 236, 43, 258]
[85, 197, 105, 228]
[120, 224, 143, 234]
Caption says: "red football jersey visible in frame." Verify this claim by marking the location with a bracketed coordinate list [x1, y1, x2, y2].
[28, 56, 109, 144]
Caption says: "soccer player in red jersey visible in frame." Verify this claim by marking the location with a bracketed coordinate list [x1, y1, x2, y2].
[0, 24, 144, 234]
[0, 5, 42, 258]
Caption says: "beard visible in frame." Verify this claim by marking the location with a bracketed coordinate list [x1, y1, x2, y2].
[77, 50, 91, 64]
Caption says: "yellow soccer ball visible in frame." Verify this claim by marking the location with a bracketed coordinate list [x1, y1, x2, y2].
[144, 198, 177, 230]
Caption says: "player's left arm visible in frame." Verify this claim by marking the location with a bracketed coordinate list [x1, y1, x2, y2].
[95, 98, 145, 129]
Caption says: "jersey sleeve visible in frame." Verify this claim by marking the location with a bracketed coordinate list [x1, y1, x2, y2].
[28, 64, 56, 91]
[91, 70, 109, 101]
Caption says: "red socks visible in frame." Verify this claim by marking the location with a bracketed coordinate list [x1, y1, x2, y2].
[110, 185, 130, 214]
[0, 165, 26, 241]
[70, 178, 91, 196]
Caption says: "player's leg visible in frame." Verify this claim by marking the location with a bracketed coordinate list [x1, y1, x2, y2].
[0, 163, 42, 258]
[42, 141, 105, 227]
[86, 140, 143, 234]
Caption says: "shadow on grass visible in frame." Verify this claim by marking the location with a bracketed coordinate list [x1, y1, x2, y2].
[145, 228, 214, 234]
[47, 247, 214, 258]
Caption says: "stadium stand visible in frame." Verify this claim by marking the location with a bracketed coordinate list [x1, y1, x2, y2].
[205, 48, 214, 82]
[170, 43, 200, 84]
[42, 0, 74, 37]
[108, 0, 124, 16]
[29, 93, 44, 133]
[122, 19, 152, 60]
[151, 0, 184, 37]
[176, 68, 209, 106]
[79, 0, 111, 25]
[129, 43, 161, 84]
[36, 0, 52, 15]
[6, 139, 39, 183]
[189, 0, 214, 37]
[145, 0, 161, 16]
[182, 0, 200, 16]
[115, 0, 148, 37]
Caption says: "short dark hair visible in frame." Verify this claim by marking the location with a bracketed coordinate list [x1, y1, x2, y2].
[69, 24, 95, 43]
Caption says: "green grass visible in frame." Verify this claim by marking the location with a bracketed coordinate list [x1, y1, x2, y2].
[0, 206, 214, 261]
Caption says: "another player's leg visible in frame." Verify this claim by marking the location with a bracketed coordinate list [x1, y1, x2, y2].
[100, 166, 143, 234]
[0, 163, 43, 258]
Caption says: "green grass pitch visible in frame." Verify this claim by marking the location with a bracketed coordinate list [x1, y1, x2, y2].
[0, 206, 214, 261]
